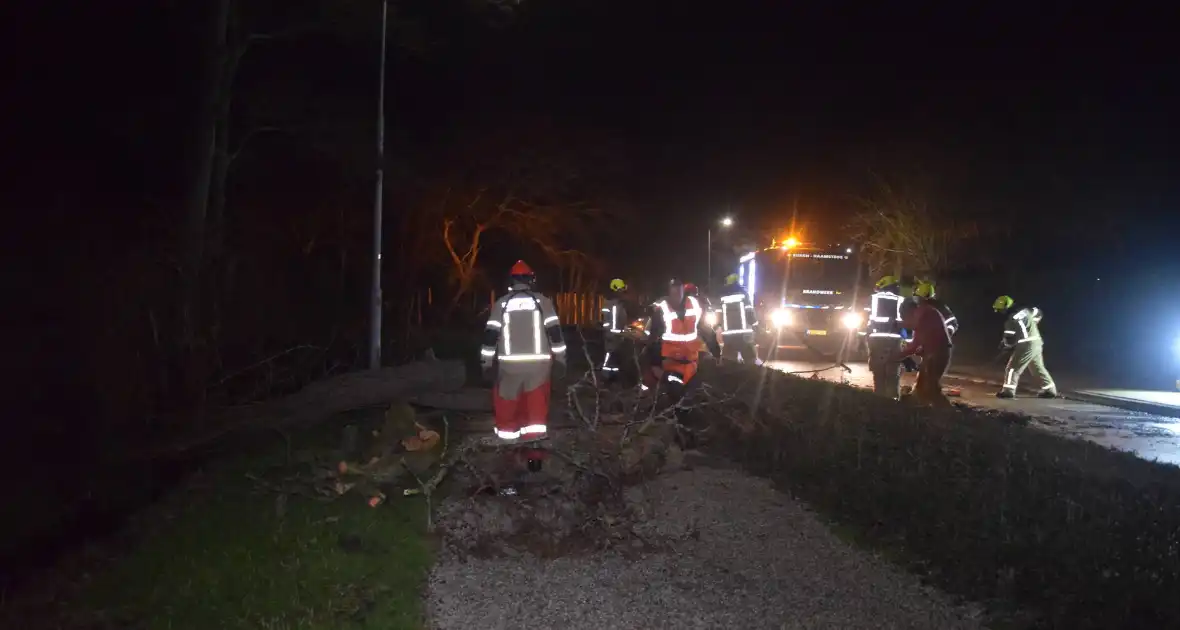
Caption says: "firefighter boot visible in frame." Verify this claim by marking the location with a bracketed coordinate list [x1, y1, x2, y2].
[995, 389, 1015, 399]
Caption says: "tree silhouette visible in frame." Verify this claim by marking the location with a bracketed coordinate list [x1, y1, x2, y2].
[847, 172, 981, 281]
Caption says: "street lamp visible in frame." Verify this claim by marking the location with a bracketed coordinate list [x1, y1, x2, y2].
[368, 0, 389, 370]
[708, 215, 734, 294]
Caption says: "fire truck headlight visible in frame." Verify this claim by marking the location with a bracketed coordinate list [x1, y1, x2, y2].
[841, 312, 863, 329]
[771, 308, 792, 328]
[704, 311, 719, 327]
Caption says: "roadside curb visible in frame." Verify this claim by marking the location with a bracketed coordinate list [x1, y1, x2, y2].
[943, 372, 997, 386]
[1066, 390, 1180, 420]
[943, 372, 1180, 419]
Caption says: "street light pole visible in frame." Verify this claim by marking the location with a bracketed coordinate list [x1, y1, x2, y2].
[368, 0, 388, 370]
[707, 228, 713, 295]
[709, 214, 734, 295]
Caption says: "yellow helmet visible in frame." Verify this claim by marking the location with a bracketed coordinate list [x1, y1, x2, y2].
[609, 278, 627, 292]
[992, 295, 1014, 312]
[875, 275, 899, 290]
[914, 280, 936, 299]
[725, 273, 739, 285]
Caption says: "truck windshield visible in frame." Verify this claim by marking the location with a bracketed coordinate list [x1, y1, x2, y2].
[740, 249, 865, 306]
[783, 252, 858, 292]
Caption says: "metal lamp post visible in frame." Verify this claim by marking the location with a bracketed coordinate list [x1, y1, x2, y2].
[368, 0, 389, 370]
[708, 215, 734, 295]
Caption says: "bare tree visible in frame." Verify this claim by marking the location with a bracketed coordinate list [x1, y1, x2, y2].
[403, 123, 613, 320]
[435, 186, 599, 317]
[846, 174, 980, 281]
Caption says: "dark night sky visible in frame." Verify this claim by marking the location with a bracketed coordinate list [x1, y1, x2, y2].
[11, 1, 1179, 306]
[440, 2, 1179, 264]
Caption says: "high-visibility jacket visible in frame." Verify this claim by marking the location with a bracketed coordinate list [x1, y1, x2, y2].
[899, 302, 952, 358]
[922, 297, 958, 337]
[480, 285, 567, 367]
[867, 289, 904, 339]
[718, 287, 757, 336]
[1000, 306, 1043, 349]
[600, 298, 628, 336]
[649, 295, 704, 362]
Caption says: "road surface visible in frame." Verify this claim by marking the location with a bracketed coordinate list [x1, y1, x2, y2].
[764, 354, 1180, 467]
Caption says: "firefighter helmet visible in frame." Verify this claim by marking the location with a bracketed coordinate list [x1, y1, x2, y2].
[683, 282, 698, 296]
[609, 278, 627, 292]
[509, 260, 535, 286]
[725, 273, 739, 286]
[875, 275, 900, 290]
[510, 260, 533, 276]
[914, 280, 936, 299]
[992, 295, 1014, 312]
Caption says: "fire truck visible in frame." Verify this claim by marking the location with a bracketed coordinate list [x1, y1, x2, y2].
[734, 237, 870, 361]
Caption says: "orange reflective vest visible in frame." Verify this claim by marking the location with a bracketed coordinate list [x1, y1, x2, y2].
[655, 295, 703, 362]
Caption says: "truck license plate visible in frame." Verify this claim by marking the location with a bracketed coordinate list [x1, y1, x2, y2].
[806, 329, 827, 336]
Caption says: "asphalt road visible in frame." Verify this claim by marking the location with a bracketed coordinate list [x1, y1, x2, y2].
[764, 354, 1180, 467]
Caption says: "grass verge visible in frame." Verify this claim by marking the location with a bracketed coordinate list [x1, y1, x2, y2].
[3, 412, 434, 630]
[705, 363, 1180, 629]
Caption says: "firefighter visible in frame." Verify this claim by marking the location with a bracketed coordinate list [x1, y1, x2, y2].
[894, 298, 953, 407]
[914, 280, 958, 337]
[684, 282, 721, 361]
[993, 295, 1058, 399]
[866, 275, 907, 399]
[599, 278, 630, 382]
[644, 277, 720, 403]
[718, 273, 760, 365]
[480, 260, 567, 471]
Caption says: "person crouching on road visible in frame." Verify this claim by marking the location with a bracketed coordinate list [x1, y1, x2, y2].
[479, 260, 567, 473]
[892, 298, 953, 408]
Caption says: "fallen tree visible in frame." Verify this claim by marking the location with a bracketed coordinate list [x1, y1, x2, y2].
[205, 354, 1180, 627]
[156, 359, 468, 458]
[409, 388, 494, 412]
[698, 362, 1180, 630]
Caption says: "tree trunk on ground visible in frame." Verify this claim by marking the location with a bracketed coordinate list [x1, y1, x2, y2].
[155, 359, 469, 458]
[410, 388, 494, 412]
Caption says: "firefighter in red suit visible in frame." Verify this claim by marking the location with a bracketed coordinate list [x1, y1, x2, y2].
[480, 261, 567, 472]
[643, 277, 719, 403]
[892, 298, 953, 408]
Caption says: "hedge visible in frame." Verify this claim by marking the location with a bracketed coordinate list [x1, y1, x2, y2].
[703, 364, 1180, 628]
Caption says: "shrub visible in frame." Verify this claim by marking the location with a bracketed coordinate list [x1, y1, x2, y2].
[704, 364, 1180, 628]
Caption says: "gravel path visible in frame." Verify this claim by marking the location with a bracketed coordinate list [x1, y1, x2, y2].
[425, 465, 983, 630]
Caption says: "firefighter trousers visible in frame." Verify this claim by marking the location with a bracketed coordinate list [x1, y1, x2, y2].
[914, 346, 952, 408]
[660, 357, 699, 405]
[720, 333, 757, 364]
[602, 334, 630, 383]
[867, 336, 903, 399]
[1002, 340, 1056, 394]
[493, 362, 551, 448]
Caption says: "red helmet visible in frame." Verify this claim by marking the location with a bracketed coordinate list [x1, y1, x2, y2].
[510, 260, 534, 276]
[683, 282, 698, 295]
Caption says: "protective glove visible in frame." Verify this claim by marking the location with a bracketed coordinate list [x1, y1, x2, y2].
[553, 361, 567, 380]
[901, 357, 918, 373]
